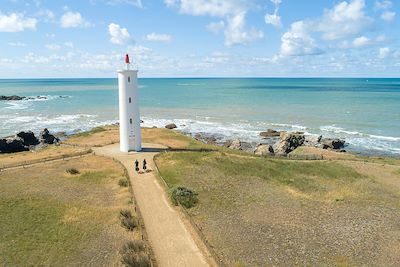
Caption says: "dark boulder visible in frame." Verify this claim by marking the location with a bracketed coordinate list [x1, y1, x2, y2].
[16, 131, 39, 146]
[322, 139, 346, 150]
[0, 137, 29, 153]
[39, 128, 60, 144]
[165, 123, 177, 130]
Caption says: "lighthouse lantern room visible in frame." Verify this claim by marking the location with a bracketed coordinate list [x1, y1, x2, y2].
[117, 54, 142, 152]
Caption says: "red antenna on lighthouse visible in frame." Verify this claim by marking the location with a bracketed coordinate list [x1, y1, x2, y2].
[125, 54, 131, 70]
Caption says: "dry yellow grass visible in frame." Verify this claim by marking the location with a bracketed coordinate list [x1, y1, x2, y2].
[0, 155, 141, 266]
[0, 145, 89, 169]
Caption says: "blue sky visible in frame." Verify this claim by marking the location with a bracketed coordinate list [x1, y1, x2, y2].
[0, 0, 399, 78]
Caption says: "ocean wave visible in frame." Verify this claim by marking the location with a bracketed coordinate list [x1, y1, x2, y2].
[320, 125, 361, 135]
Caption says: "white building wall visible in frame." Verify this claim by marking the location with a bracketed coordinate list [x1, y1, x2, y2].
[117, 69, 142, 152]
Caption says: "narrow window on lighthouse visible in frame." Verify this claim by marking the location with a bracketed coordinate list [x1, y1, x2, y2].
[128, 76, 131, 83]
[130, 118, 132, 124]
[129, 97, 131, 103]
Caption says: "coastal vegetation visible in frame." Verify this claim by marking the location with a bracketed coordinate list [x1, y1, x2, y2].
[154, 131, 400, 266]
[0, 152, 146, 266]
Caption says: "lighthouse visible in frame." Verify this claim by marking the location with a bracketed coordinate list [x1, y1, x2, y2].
[117, 54, 142, 152]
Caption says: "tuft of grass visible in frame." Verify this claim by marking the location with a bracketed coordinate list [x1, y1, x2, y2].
[76, 171, 109, 184]
[66, 168, 80, 175]
[119, 178, 129, 187]
[119, 210, 137, 231]
[120, 240, 150, 267]
[170, 186, 198, 209]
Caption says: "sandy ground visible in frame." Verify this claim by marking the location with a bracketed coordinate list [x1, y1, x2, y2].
[93, 143, 214, 267]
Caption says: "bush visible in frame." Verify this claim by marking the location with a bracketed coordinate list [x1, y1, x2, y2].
[121, 240, 150, 267]
[170, 186, 198, 209]
[66, 168, 80, 175]
[119, 178, 129, 187]
[120, 210, 137, 231]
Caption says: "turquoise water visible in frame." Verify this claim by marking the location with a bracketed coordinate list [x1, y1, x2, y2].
[0, 78, 399, 156]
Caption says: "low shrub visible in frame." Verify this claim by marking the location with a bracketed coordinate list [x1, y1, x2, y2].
[121, 240, 150, 267]
[170, 186, 198, 209]
[119, 178, 129, 187]
[120, 210, 137, 231]
[66, 168, 80, 175]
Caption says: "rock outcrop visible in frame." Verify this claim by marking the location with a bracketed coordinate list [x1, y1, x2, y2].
[0, 95, 25, 101]
[322, 138, 345, 150]
[16, 131, 39, 146]
[228, 139, 242, 150]
[274, 132, 305, 155]
[260, 129, 281, 138]
[39, 128, 59, 144]
[254, 144, 274, 156]
[304, 135, 323, 147]
[165, 123, 177, 129]
[0, 137, 29, 153]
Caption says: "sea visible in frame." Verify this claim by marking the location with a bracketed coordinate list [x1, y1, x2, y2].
[0, 78, 399, 156]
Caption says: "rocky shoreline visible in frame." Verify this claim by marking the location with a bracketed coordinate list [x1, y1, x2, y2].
[166, 124, 346, 157]
[0, 95, 69, 101]
[0, 129, 60, 153]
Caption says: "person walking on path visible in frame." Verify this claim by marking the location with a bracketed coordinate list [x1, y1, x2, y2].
[143, 159, 147, 171]
[135, 160, 139, 172]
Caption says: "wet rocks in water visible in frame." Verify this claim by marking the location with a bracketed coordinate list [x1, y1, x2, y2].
[194, 133, 217, 145]
[16, 131, 40, 146]
[260, 129, 282, 138]
[165, 123, 177, 129]
[0, 137, 29, 153]
[274, 132, 305, 155]
[254, 144, 274, 156]
[39, 128, 60, 144]
[0, 95, 25, 101]
[322, 138, 345, 150]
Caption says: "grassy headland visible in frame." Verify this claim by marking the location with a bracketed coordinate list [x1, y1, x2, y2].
[154, 132, 400, 266]
[0, 153, 143, 266]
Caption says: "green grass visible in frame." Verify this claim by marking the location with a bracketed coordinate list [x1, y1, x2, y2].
[156, 151, 363, 194]
[74, 170, 112, 184]
[0, 198, 100, 266]
[70, 126, 107, 137]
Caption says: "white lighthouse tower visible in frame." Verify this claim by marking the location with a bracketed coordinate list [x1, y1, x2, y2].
[117, 54, 142, 152]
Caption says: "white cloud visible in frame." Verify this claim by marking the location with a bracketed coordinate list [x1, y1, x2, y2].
[381, 11, 396, 22]
[8, 42, 27, 47]
[280, 20, 322, 56]
[318, 0, 372, 40]
[206, 20, 225, 33]
[64, 42, 74, 48]
[375, 0, 392, 10]
[144, 33, 172, 42]
[352, 36, 371, 47]
[165, 0, 263, 46]
[264, 0, 282, 28]
[45, 44, 61, 51]
[108, 23, 132, 45]
[60, 12, 91, 28]
[378, 47, 390, 59]
[106, 0, 142, 8]
[0, 12, 37, 32]
[224, 11, 263, 46]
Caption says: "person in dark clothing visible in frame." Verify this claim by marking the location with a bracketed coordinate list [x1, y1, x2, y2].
[143, 159, 147, 171]
[135, 160, 139, 172]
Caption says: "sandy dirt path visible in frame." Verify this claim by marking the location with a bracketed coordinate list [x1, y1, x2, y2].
[93, 143, 212, 267]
